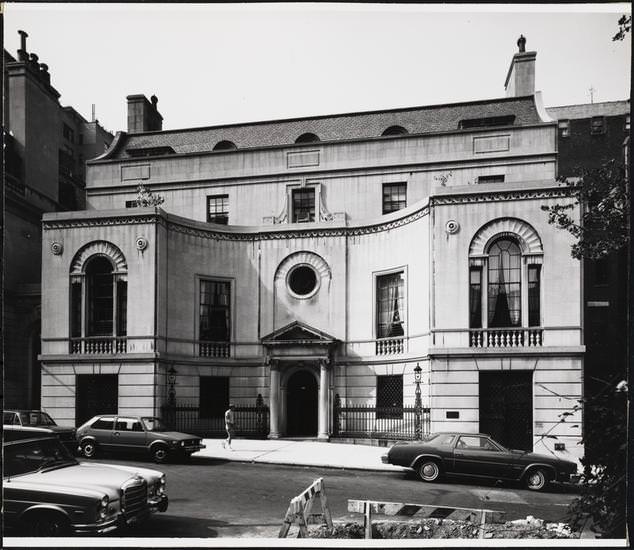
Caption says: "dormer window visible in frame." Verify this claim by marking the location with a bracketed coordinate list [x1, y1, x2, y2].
[459, 115, 515, 130]
[126, 146, 175, 158]
[295, 133, 320, 144]
[213, 140, 237, 151]
[381, 125, 408, 136]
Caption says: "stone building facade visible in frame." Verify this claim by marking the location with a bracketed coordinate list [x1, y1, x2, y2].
[3, 31, 113, 408]
[40, 39, 584, 462]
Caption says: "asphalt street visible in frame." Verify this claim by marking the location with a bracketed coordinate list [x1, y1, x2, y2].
[92, 454, 580, 539]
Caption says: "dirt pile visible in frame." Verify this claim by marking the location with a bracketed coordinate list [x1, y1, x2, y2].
[309, 518, 576, 539]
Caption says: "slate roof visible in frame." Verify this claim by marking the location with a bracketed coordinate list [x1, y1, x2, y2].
[107, 95, 545, 159]
[546, 100, 630, 121]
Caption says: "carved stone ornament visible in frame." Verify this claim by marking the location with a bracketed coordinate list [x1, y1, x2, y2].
[135, 236, 148, 251]
[445, 220, 460, 234]
[50, 241, 63, 255]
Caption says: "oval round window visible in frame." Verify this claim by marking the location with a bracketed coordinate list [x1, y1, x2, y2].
[288, 265, 319, 297]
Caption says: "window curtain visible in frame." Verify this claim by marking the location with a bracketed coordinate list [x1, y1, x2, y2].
[488, 240, 521, 327]
[377, 273, 404, 338]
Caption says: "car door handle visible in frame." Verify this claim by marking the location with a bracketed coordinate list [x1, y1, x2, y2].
[454, 451, 465, 456]
[114, 432, 120, 436]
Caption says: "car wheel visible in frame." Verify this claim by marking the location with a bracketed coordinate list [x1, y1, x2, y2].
[152, 445, 169, 463]
[80, 440, 97, 459]
[417, 459, 441, 482]
[525, 468, 549, 491]
[26, 511, 71, 537]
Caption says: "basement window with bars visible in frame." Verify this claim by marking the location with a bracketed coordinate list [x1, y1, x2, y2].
[376, 375, 403, 419]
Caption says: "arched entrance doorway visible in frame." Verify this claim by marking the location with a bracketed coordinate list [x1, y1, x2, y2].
[286, 370, 318, 436]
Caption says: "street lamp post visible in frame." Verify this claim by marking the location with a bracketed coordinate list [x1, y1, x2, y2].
[414, 363, 422, 440]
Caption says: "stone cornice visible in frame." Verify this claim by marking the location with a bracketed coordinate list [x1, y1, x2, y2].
[431, 186, 574, 206]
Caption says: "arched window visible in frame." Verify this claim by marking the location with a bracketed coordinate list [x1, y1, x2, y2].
[487, 238, 522, 328]
[381, 125, 408, 136]
[70, 242, 128, 353]
[213, 140, 237, 151]
[295, 133, 320, 144]
[468, 218, 543, 346]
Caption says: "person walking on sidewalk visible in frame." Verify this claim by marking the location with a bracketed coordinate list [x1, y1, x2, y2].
[222, 403, 236, 450]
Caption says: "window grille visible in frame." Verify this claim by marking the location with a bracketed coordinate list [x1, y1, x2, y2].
[376, 375, 403, 419]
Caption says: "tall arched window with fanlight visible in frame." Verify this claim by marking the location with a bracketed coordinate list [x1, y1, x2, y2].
[468, 219, 543, 347]
[70, 242, 128, 354]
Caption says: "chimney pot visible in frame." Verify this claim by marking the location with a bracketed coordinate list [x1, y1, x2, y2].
[517, 34, 526, 53]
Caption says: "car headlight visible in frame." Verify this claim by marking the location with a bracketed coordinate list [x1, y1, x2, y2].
[98, 495, 109, 519]
[181, 441, 185, 447]
[158, 475, 166, 494]
[169, 440, 178, 447]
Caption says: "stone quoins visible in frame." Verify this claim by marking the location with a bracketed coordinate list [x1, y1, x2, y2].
[50, 241, 63, 255]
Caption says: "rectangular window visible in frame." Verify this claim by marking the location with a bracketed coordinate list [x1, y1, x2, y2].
[382, 182, 407, 214]
[528, 265, 541, 327]
[63, 123, 75, 143]
[199, 376, 229, 419]
[469, 267, 482, 328]
[116, 279, 127, 336]
[88, 272, 113, 336]
[558, 120, 570, 137]
[292, 188, 315, 222]
[376, 271, 405, 339]
[476, 175, 505, 184]
[591, 116, 605, 135]
[207, 194, 229, 224]
[125, 200, 139, 208]
[71, 280, 82, 338]
[376, 374, 403, 419]
[199, 280, 230, 342]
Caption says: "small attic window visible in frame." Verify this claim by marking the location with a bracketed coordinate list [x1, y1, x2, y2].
[459, 115, 516, 130]
[213, 140, 237, 151]
[382, 125, 408, 136]
[295, 133, 320, 144]
[126, 146, 175, 158]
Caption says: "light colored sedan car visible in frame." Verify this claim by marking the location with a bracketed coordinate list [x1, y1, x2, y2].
[3, 435, 168, 536]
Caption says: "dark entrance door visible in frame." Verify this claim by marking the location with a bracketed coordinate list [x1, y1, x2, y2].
[76, 374, 118, 427]
[479, 371, 533, 451]
[286, 370, 318, 436]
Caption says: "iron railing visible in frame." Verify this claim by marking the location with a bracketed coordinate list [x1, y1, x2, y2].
[333, 396, 431, 441]
[161, 399, 269, 438]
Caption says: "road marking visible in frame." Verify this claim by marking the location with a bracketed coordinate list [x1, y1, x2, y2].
[470, 488, 527, 504]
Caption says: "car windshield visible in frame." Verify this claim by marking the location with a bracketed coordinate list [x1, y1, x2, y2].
[18, 412, 57, 426]
[4, 438, 77, 477]
[141, 417, 169, 431]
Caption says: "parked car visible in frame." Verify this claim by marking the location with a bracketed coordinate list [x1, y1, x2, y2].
[381, 432, 578, 491]
[4, 410, 77, 452]
[3, 435, 168, 536]
[76, 415, 205, 463]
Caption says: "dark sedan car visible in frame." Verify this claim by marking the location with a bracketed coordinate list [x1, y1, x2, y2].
[4, 410, 77, 453]
[382, 432, 578, 491]
[76, 415, 205, 463]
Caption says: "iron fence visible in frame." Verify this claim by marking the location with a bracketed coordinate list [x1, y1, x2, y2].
[333, 398, 431, 441]
[161, 401, 269, 438]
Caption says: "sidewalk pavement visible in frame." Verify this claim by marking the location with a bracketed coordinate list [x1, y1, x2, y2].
[194, 438, 408, 473]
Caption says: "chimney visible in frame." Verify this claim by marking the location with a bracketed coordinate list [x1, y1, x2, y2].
[17, 30, 28, 62]
[504, 35, 536, 97]
[126, 94, 163, 133]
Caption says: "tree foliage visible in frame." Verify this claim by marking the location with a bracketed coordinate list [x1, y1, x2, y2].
[135, 184, 165, 207]
[613, 15, 631, 41]
[541, 159, 629, 259]
[567, 383, 628, 538]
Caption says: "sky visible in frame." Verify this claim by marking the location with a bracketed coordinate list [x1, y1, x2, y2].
[4, 3, 631, 135]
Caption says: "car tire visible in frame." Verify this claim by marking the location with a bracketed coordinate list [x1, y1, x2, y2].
[80, 440, 98, 459]
[525, 467, 549, 491]
[151, 444, 169, 464]
[25, 511, 71, 537]
[417, 459, 441, 482]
